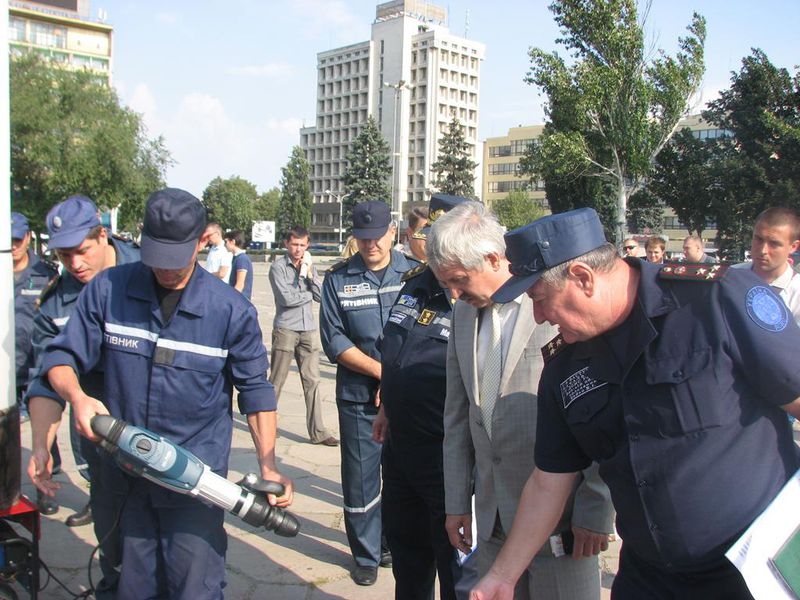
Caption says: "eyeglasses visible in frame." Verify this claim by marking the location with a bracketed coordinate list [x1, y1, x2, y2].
[623, 245, 636, 250]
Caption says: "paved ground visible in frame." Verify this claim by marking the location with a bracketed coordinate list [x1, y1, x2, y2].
[7, 259, 625, 599]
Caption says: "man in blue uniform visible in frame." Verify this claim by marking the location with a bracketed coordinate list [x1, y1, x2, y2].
[471, 208, 800, 600]
[35, 188, 292, 600]
[26, 195, 141, 595]
[372, 194, 467, 599]
[320, 200, 420, 586]
[12, 211, 58, 502]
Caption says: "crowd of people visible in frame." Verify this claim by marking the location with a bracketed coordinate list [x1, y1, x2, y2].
[10, 190, 800, 600]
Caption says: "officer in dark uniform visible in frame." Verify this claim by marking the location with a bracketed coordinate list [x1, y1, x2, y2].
[373, 194, 468, 600]
[471, 208, 800, 600]
[33, 188, 293, 600]
[320, 200, 420, 586]
[26, 195, 140, 597]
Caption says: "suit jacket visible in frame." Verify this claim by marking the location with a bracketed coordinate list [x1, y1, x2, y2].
[443, 294, 614, 548]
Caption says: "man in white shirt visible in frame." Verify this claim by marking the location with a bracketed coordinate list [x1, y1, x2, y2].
[733, 206, 800, 325]
[203, 222, 232, 279]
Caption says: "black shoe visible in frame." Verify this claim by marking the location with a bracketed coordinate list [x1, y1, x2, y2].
[36, 491, 58, 515]
[379, 549, 393, 568]
[352, 565, 378, 586]
[66, 502, 93, 527]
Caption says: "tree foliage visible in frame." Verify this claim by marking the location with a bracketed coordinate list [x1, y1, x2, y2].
[10, 53, 171, 232]
[492, 190, 546, 230]
[431, 117, 477, 198]
[521, 0, 706, 243]
[254, 187, 281, 222]
[648, 49, 800, 257]
[278, 146, 313, 235]
[341, 116, 392, 224]
[201, 176, 258, 232]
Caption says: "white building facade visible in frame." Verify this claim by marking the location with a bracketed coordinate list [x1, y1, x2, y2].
[300, 0, 485, 242]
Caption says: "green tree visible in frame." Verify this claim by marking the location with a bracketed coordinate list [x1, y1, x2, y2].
[10, 53, 170, 232]
[278, 146, 312, 235]
[431, 117, 477, 198]
[201, 176, 258, 232]
[341, 116, 392, 224]
[522, 0, 706, 243]
[492, 190, 546, 230]
[626, 188, 663, 234]
[254, 187, 281, 222]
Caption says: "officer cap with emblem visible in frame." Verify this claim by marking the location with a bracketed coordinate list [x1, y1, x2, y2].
[141, 188, 207, 269]
[492, 207, 607, 303]
[46, 195, 102, 249]
[352, 200, 391, 240]
[412, 193, 471, 240]
[11, 212, 29, 240]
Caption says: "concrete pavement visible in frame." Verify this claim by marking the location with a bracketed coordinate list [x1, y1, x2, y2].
[10, 260, 619, 599]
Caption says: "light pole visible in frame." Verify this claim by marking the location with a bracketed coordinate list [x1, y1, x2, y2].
[325, 189, 344, 248]
[384, 80, 414, 224]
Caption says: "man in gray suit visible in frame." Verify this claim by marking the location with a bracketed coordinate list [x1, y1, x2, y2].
[427, 202, 614, 600]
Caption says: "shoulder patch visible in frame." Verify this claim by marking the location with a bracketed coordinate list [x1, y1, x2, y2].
[328, 257, 352, 273]
[112, 233, 139, 248]
[745, 285, 789, 332]
[659, 263, 729, 282]
[36, 273, 61, 308]
[402, 263, 428, 282]
[541, 333, 569, 364]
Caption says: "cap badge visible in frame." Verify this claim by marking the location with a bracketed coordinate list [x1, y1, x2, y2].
[52, 216, 62, 229]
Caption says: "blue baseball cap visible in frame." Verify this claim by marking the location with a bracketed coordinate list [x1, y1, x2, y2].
[492, 208, 608, 303]
[141, 188, 207, 269]
[412, 194, 471, 239]
[11, 212, 29, 239]
[352, 200, 391, 240]
[46, 195, 102, 249]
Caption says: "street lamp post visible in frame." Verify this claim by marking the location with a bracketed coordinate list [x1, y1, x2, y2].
[325, 189, 343, 248]
[384, 80, 414, 226]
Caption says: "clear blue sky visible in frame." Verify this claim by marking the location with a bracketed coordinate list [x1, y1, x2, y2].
[96, 0, 799, 197]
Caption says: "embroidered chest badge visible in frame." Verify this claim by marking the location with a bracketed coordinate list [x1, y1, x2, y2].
[559, 367, 608, 409]
[397, 294, 418, 308]
[745, 285, 788, 332]
[343, 282, 371, 295]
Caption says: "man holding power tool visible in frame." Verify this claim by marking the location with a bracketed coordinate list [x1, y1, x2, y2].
[34, 188, 292, 600]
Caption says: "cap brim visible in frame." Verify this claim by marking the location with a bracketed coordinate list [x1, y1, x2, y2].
[11, 228, 28, 239]
[141, 235, 198, 269]
[48, 228, 93, 250]
[492, 272, 541, 303]
[411, 226, 429, 240]
[352, 225, 389, 240]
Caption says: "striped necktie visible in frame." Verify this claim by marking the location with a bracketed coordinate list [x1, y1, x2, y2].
[479, 303, 502, 439]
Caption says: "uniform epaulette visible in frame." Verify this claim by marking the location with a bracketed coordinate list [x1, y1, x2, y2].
[402, 263, 428, 282]
[541, 333, 569, 364]
[112, 232, 139, 247]
[36, 273, 61, 307]
[328, 256, 352, 273]
[658, 263, 729, 282]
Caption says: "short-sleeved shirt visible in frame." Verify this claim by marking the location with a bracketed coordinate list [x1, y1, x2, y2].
[380, 265, 452, 444]
[535, 259, 800, 571]
[204, 244, 232, 275]
[228, 251, 253, 301]
[320, 250, 419, 403]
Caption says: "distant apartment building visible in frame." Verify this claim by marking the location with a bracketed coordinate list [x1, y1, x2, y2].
[300, 0, 485, 242]
[9, 0, 113, 84]
[482, 115, 731, 252]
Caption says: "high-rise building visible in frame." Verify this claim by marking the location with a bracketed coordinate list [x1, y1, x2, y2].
[300, 0, 485, 242]
[8, 0, 113, 84]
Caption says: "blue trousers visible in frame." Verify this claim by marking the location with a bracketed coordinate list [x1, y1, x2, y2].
[337, 399, 383, 567]
[117, 481, 227, 600]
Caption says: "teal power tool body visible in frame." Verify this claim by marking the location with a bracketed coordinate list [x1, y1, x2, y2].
[90, 415, 300, 537]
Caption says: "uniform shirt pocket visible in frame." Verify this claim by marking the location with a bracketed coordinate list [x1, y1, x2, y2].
[646, 347, 720, 434]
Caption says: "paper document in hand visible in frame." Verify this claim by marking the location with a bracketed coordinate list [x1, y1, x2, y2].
[726, 467, 800, 600]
